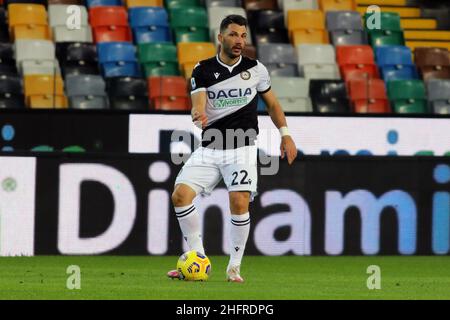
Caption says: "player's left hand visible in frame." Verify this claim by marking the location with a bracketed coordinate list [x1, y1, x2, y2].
[280, 136, 297, 165]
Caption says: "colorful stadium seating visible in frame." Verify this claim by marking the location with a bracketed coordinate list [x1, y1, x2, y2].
[309, 79, 351, 113]
[0, 74, 25, 109]
[387, 80, 427, 114]
[24, 75, 67, 109]
[129, 7, 171, 43]
[90, 6, 132, 43]
[97, 42, 141, 77]
[106, 76, 149, 110]
[148, 76, 190, 110]
[65, 74, 109, 109]
[138, 42, 179, 76]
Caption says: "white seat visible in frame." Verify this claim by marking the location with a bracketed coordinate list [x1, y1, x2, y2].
[22, 60, 61, 75]
[53, 26, 93, 42]
[207, 7, 252, 44]
[303, 64, 341, 80]
[48, 4, 89, 27]
[297, 44, 336, 65]
[15, 40, 59, 75]
[271, 76, 313, 112]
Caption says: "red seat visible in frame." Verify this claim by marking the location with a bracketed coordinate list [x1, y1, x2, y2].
[336, 45, 379, 81]
[89, 6, 132, 42]
[148, 76, 190, 110]
[348, 78, 390, 113]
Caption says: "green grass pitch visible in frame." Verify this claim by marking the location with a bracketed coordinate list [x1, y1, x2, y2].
[0, 256, 449, 300]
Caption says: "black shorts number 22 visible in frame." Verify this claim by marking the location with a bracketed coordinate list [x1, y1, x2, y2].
[231, 170, 250, 185]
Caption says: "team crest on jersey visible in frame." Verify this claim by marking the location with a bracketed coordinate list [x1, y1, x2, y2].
[240, 71, 251, 80]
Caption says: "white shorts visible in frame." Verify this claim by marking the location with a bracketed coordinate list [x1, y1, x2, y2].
[174, 144, 258, 201]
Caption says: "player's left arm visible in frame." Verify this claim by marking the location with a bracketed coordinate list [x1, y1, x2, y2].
[261, 89, 298, 165]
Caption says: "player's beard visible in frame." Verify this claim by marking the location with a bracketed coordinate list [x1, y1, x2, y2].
[223, 42, 242, 59]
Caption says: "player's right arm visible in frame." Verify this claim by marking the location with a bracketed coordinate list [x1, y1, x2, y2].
[190, 64, 208, 129]
[191, 91, 208, 129]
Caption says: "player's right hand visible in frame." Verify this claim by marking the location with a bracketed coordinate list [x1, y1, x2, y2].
[192, 111, 208, 129]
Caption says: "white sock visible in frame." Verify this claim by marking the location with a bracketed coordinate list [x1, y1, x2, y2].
[229, 212, 250, 268]
[175, 204, 205, 255]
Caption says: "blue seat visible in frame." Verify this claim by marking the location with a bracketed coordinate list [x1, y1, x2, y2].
[97, 42, 141, 78]
[129, 7, 171, 43]
[376, 45, 418, 81]
[86, 0, 122, 7]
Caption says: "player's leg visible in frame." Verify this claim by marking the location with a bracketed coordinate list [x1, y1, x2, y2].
[171, 183, 205, 255]
[227, 191, 251, 283]
[220, 145, 258, 282]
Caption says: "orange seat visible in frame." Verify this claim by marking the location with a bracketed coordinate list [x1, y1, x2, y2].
[148, 76, 190, 110]
[24, 75, 67, 109]
[287, 10, 327, 44]
[8, 4, 51, 40]
[353, 99, 391, 113]
[177, 42, 216, 78]
[125, 0, 163, 7]
[89, 6, 132, 42]
[319, 0, 356, 11]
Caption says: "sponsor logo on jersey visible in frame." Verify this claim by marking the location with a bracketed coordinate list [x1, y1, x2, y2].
[207, 88, 252, 109]
[191, 78, 196, 90]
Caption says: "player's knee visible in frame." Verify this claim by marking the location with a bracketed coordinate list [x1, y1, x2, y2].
[171, 185, 195, 207]
[229, 192, 250, 214]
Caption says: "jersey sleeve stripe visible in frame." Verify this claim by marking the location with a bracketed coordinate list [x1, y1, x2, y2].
[257, 86, 271, 94]
[191, 88, 207, 95]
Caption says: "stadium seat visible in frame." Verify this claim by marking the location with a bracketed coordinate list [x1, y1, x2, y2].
[248, 10, 289, 44]
[287, 10, 328, 45]
[208, 7, 251, 43]
[244, 0, 277, 11]
[97, 42, 141, 78]
[296, 44, 339, 79]
[206, 0, 242, 7]
[258, 43, 299, 77]
[177, 42, 216, 78]
[8, 4, 51, 40]
[24, 75, 67, 108]
[319, 0, 355, 11]
[170, 7, 209, 43]
[387, 80, 427, 114]
[326, 11, 367, 46]
[0, 8, 9, 42]
[56, 42, 99, 77]
[65, 74, 109, 109]
[49, 4, 93, 43]
[348, 78, 390, 113]
[364, 12, 405, 47]
[0, 74, 25, 109]
[48, 0, 84, 4]
[309, 79, 350, 113]
[148, 76, 190, 110]
[427, 79, 450, 114]
[15, 40, 60, 75]
[414, 47, 450, 81]
[166, 0, 201, 9]
[86, 0, 122, 7]
[375, 45, 418, 81]
[336, 45, 379, 81]
[89, 6, 132, 43]
[271, 77, 312, 112]
[129, 7, 171, 44]
[0, 43, 18, 75]
[106, 77, 149, 110]
[138, 43, 179, 76]
[282, 0, 318, 23]
[126, 0, 164, 7]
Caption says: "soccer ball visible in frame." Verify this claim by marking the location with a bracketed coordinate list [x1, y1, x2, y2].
[176, 250, 211, 281]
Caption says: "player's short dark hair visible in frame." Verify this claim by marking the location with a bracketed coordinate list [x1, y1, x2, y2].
[220, 15, 248, 33]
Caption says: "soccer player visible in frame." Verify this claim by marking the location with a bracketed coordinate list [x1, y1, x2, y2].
[167, 15, 297, 282]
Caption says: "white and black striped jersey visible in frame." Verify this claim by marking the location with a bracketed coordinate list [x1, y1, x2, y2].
[190, 55, 271, 149]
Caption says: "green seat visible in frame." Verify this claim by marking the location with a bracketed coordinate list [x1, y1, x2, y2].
[138, 43, 180, 77]
[165, 0, 201, 9]
[174, 28, 210, 43]
[388, 80, 427, 114]
[364, 12, 402, 31]
[170, 7, 208, 30]
[368, 30, 405, 46]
